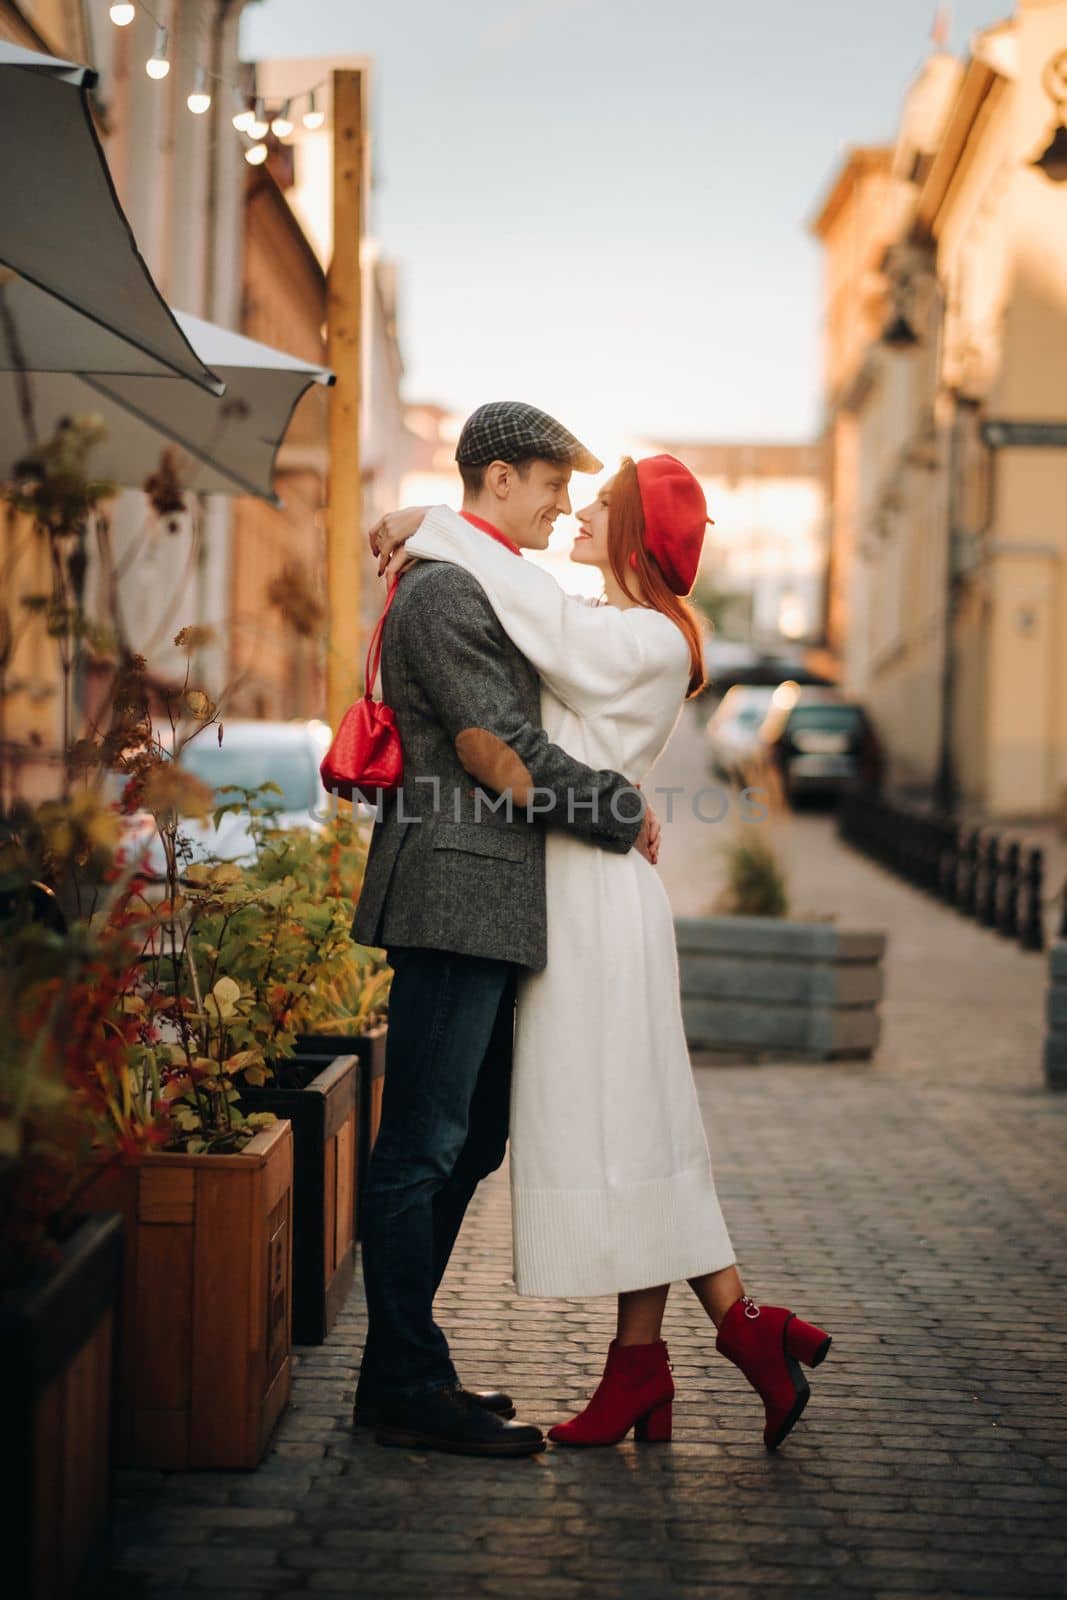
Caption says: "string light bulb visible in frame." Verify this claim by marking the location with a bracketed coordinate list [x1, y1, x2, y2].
[109, 2, 136, 23]
[232, 92, 255, 133]
[146, 27, 170, 80]
[302, 89, 325, 130]
[270, 100, 294, 138]
[134, 28, 328, 148]
[187, 66, 212, 115]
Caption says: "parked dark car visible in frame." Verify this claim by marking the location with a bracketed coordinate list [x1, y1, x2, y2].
[758, 688, 883, 804]
[705, 684, 782, 781]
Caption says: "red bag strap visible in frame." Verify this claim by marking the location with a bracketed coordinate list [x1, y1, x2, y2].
[363, 574, 401, 699]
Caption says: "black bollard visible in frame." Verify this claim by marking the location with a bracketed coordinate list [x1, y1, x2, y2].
[959, 828, 980, 917]
[1019, 848, 1045, 952]
[978, 833, 1000, 927]
[924, 817, 941, 893]
[996, 841, 1021, 939]
[950, 820, 965, 904]
[938, 820, 961, 904]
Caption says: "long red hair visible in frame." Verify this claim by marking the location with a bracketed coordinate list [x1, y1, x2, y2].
[606, 457, 708, 698]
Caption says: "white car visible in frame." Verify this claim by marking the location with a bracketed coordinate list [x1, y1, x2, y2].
[115, 719, 335, 874]
[705, 685, 782, 782]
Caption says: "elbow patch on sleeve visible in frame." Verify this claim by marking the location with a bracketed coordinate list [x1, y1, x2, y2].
[455, 728, 533, 805]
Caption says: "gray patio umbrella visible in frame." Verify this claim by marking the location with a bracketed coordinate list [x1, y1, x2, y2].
[0, 310, 335, 505]
[0, 41, 222, 393]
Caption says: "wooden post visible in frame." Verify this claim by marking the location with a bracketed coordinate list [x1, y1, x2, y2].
[326, 69, 365, 733]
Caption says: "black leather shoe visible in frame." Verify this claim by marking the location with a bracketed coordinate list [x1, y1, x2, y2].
[374, 1385, 544, 1457]
[353, 1385, 515, 1428]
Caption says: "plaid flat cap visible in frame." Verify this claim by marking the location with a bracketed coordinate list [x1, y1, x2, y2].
[455, 400, 603, 474]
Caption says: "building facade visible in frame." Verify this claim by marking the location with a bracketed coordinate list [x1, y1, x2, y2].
[813, 0, 1067, 820]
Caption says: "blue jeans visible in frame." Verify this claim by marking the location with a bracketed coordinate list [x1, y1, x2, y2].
[358, 945, 519, 1398]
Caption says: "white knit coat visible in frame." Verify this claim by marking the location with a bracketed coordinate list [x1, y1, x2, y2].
[405, 506, 736, 1298]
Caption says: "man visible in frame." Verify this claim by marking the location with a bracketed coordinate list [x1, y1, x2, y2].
[351, 401, 658, 1458]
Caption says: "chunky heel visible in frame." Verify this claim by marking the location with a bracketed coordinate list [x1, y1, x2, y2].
[548, 1339, 675, 1447]
[785, 1315, 832, 1368]
[716, 1295, 830, 1450]
[634, 1399, 672, 1443]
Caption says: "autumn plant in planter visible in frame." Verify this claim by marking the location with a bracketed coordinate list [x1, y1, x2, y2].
[180, 793, 366, 1072]
[1, 416, 158, 1594]
[77, 684, 297, 1466]
[280, 806, 392, 1046]
[228, 800, 392, 1250]
[254, 806, 392, 1237]
[47, 735, 295, 1469]
[187, 792, 391, 1055]
[181, 797, 385, 1339]
[0, 737, 286, 1577]
[2, 416, 293, 1480]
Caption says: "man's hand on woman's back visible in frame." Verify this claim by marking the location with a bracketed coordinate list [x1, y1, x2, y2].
[635, 797, 661, 867]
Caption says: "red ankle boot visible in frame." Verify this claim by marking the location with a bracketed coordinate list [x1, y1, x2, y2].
[715, 1294, 831, 1450]
[548, 1338, 674, 1447]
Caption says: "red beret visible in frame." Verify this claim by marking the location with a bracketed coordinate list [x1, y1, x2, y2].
[634, 454, 711, 594]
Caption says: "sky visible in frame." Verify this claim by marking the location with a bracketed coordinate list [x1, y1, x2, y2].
[241, 0, 1011, 449]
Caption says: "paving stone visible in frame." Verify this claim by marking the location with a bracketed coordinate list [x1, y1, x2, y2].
[104, 793, 1067, 1599]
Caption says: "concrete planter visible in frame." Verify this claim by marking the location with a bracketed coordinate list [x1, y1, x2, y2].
[1043, 941, 1067, 1090]
[675, 915, 887, 1060]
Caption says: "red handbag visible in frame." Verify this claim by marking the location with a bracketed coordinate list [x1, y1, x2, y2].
[320, 576, 403, 800]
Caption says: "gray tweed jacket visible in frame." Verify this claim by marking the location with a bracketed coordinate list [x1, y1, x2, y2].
[350, 560, 644, 971]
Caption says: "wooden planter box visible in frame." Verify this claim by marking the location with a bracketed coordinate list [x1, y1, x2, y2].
[675, 915, 887, 1060]
[1, 1211, 123, 1600]
[80, 1120, 293, 1470]
[239, 1055, 357, 1344]
[294, 1026, 387, 1237]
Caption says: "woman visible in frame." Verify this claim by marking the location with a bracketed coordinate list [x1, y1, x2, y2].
[375, 455, 831, 1450]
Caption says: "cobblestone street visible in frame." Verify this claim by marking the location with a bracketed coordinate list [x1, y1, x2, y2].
[106, 717, 1067, 1600]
